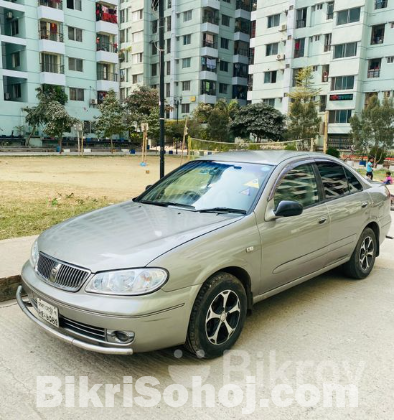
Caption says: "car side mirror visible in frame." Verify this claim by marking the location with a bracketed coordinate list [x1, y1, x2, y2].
[145, 185, 152, 191]
[275, 200, 303, 218]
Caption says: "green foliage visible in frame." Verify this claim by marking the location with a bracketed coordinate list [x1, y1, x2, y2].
[284, 142, 297, 151]
[369, 146, 387, 164]
[288, 67, 321, 141]
[230, 102, 286, 141]
[44, 102, 80, 149]
[350, 96, 394, 160]
[94, 90, 126, 149]
[23, 86, 70, 146]
[326, 147, 340, 158]
[165, 120, 185, 142]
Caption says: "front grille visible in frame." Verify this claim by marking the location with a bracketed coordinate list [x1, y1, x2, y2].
[60, 316, 106, 341]
[36, 253, 91, 292]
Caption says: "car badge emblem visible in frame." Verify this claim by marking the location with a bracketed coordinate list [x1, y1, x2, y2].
[49, 264, 61, 283]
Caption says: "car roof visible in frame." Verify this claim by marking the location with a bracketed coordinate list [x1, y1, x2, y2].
[197, 150, 331, 166]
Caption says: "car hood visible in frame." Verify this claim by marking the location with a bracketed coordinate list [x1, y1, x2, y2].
[38, 201, 241, 272]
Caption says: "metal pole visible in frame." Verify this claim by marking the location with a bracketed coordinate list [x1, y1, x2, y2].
[159, 0, 165, 178]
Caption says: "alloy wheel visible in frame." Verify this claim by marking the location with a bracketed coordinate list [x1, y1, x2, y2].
[359, 236, 374, 272]
[205, 290, 241, 346]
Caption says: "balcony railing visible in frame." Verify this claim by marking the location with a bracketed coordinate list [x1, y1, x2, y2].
[39, 0, 63, 9]
[235, 23, 250, 34]
[294, 49, 304, 58]
[202, 40, 218, 49]
[97, 71, 118, 81]
[40, 62, 64, 73]
[296, 19, 306, 28]
[202, 15, 219, 25]
[367, 69, 380, 78]
[97, 42, 118, 53]
[324, 44, 331, 52]
[201, 89, 216, 96]
[236, 1, 251, 11]
[201, 64, 217, 73]
[234, 48, 249, 56]
[40, 30, 64, 42]
[371, 36, 384, 45]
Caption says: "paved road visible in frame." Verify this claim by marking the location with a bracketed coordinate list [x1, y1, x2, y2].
[0, 224, 393, 419]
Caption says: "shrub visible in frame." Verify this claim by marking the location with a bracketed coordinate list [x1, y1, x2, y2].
[285, 142, 297, 151]
[326, 147, 340, 158]
[369, 147, 387, 164]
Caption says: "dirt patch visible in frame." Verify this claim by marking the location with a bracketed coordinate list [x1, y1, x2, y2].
[0, 155, 181, 239]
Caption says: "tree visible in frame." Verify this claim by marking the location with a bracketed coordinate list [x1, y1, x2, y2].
[193, 99, 239, 142]
[94, 89, 126, 152]
[350, 95, 394, 163]
[44, 102, 79, 151]
[23, 85, 68, 146]
[288, 67, 321, 147]
[230, 102, 286, 141]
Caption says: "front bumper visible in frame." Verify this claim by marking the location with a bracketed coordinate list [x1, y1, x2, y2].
[16, 286, 133, 355]
[19, 262, 200, 354]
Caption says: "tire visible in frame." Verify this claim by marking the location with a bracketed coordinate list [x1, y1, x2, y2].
[343, 227, 377, 279]
[185, 272, 247, 359]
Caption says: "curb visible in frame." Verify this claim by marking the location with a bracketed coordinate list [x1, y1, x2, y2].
[0, 275, 21, 302]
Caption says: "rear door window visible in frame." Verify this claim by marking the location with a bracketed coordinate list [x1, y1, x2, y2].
[274, 164, 320, 209]
[344, 167, 364, 193]
[317, 162, 350, 199]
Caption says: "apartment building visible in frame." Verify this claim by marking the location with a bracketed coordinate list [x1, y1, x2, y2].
[249, 0, 394, 148]
[119, 0, 254, 119]
[0, 0, 119, 140]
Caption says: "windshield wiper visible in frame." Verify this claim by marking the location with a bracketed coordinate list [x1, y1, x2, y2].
[197, 207, 247, 214]
[139, 200, 195, 210]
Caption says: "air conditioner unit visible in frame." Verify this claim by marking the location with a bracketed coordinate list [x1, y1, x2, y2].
[4, 93, 11, 100]
[279, 24, 287, 31]
[90, 99, 98, 105]
[277, 54, 285, 61]
[7, 12, 13, 19]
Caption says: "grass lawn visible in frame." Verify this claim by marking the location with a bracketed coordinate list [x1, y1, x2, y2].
[0, 155, 180, 240]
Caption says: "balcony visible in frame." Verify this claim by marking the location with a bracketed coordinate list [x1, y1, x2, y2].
[367, 69, 380, 78]
[96, 41, 118, 63]
[233, 54, 249, 65]
[38, 0, 64, 22]
[202, 11, 219, 34]
[199, 94, 216, 104]
[296, 19, 306, 29]
[97, 71, 119, 92]
[235, 1, 251, 20]
[40, 62, 65, 85]
[96, 20, 118, 35]
[39, 30, 65, 54]
[96, 0, 118, 5]
[201, 0, 220, 10]
[0, 0, 25, 12]
[0, 34, 27, 46]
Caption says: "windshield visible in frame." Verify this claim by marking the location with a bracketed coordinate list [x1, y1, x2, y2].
[136, 160, 273, 213]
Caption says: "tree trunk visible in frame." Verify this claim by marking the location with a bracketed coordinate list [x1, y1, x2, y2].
[59, 135, 63, 154]
[25, 125, 36, 147]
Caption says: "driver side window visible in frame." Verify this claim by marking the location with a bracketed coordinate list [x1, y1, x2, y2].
[274, 164, 319, 210]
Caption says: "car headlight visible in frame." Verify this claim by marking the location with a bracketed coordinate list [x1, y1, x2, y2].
[85, 268, 168, 296]
[30, 240, 39, 269]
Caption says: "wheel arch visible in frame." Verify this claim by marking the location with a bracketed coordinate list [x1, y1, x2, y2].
[213, 266, 254, 312]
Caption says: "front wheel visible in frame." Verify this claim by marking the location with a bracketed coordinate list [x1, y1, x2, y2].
[343, 227, 377, 279]
[185, 272, 247, 359]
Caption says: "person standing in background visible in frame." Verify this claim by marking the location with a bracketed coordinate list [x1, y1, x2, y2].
[366, 157, 374, 180]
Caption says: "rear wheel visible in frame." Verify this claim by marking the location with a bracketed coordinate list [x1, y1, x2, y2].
[185, 272, 247, 359]
[343, 227, 377, 279]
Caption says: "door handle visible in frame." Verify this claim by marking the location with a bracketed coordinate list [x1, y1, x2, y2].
[318, 217, 327, 224]
[361, 202, 369, 208]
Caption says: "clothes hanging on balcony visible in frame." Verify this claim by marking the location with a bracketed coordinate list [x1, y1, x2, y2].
[206, 58, 216, 70]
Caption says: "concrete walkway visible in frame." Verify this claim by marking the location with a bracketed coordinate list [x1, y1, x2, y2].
[0, 235, 37, 301]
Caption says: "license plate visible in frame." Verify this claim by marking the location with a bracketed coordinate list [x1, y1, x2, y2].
[36, 298, 59, 328]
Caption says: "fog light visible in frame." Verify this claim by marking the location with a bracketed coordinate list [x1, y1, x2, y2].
[106, 329, 135, 344]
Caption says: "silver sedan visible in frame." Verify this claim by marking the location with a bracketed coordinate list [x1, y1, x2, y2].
[17, 151, 392, 358]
